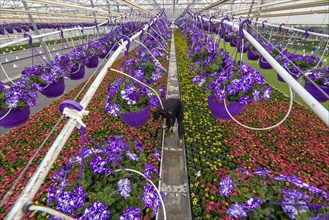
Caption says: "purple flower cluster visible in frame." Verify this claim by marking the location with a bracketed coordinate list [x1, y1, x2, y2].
[219, 176, 234, 197]
[142, 184, 162, 214]
[79, 202, 110, 220]
[119, 207, 141, 220]
[54, 187, 85, 215]
[227, 198, 262, 218]
[143, 163, 159, 180]
[308, 67, 329, 86]
[118, 178, 132, 199]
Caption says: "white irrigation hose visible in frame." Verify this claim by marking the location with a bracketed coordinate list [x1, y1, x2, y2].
[28, 205, 74, 220]
[223, 85, 294, 130]
[0, 108, 12, 121]
[114, 168, 167, 220]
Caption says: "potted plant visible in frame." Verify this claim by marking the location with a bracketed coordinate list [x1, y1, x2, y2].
[259, 42, 281, 70]
[83, 43, 100, 69]
[22, 57, 70, 98]
[46, 134, 163, 219]
[246, 43, 261, 60]
[221, 168, 329, 219]
[0, 81, 37, 128]
[304, 67, 329, 103]
[192, 54, 272, 120]
[227, 30, 239, 47]
[68, 47, 89, 80]
[105, 77, 161, 127]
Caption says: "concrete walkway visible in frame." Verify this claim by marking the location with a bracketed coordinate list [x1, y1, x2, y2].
[158, 29, 192, 220]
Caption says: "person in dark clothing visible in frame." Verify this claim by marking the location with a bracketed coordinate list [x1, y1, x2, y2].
[152, 98, 185, 140]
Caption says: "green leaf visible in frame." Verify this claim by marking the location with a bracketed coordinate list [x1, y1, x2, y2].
[230, 195, 241, 203]
[111, 213, 120, 220]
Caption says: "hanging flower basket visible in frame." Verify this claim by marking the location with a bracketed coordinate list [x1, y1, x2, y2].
[207, 96, 244, 120]
[230, 38, 237, 47]
[69, 64, 85, 80]
[259, 57, 272, 70]
[224, 35, 230, 42]
[5, 27, 14, 34]
[0, 105, 30, 128]
[14, 27, 22, 33]
[247, 49, 260, 61]
[99, 50, 110, 59]
[304, 81, 329, 103]
[86, 56, 99, 68]
[237, 41, 248, 53]
[40, 78, 65, 98]
[120, 105, 151, 127]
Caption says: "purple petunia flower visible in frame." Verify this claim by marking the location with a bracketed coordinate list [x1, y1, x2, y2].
[119, 207, 141, 220]
[214, 87, 226, 101]
[219, 177, 234, 197]
[105, 103, 120, 116]
[149, 95, 160, 107]
[227, 203, 248, 218]
[142, 184, 161, 214]
[55, 191, 76, 215]
[79, 202, 110, 220]
[47, 184, 55, 205]
[134, 140, 143, 152]
[239, 95, 252, 106]
[245, 198, 262, 210]
[144, 163, 159, 180]
[263, 86, 272, 100]
[90, 156, 109, 175]
[106, 136, 128, 155]
[126, 150, 139, 161]
[253, 167, 271, 178]
[118, 178, 132, 199]
[252, 89, 262, 102]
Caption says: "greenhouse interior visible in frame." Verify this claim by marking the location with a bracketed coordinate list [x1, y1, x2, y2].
[0, 0, 329, 219]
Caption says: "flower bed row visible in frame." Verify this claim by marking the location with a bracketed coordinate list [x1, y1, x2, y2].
[175, 30, 329, 219]
[0, 23, 170, 218]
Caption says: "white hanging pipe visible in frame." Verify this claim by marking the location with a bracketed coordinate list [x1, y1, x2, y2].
[5, 14, 161, 220]
[251, 20, 329, 39]
[0, 20, 108, 48]
[225, 0, 302, 14]
[25, 0, 119, 15]
[197, 14, 329, 126]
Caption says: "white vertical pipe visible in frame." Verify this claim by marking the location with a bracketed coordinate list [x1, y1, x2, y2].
[5, 17, 158, 220]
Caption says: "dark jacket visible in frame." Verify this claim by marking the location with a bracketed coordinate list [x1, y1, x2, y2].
[157, 98, 183, 128]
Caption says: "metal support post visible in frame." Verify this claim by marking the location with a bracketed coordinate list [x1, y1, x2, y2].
[21, 0, 52, 62]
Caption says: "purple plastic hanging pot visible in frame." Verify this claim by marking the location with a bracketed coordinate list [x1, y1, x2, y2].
[99, 50, 110, 59]
[40, 78, 65, 98]
[247, 49, 260, 60]
[70, 64, 85, 80]
[230, 38, 237, 47]
[259, 57, 272, 70]
[0, 105, 30, 128]
[237, 41, 247, 53]
[207, 96, 244, 120]
[5, 27, 14, 34]
[224, 35, 230, 42]
[120, 105, 151, 127]
[304, 81, 329, 103]
[86, 56, 99, 68]
[14, 27, 22, 33]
